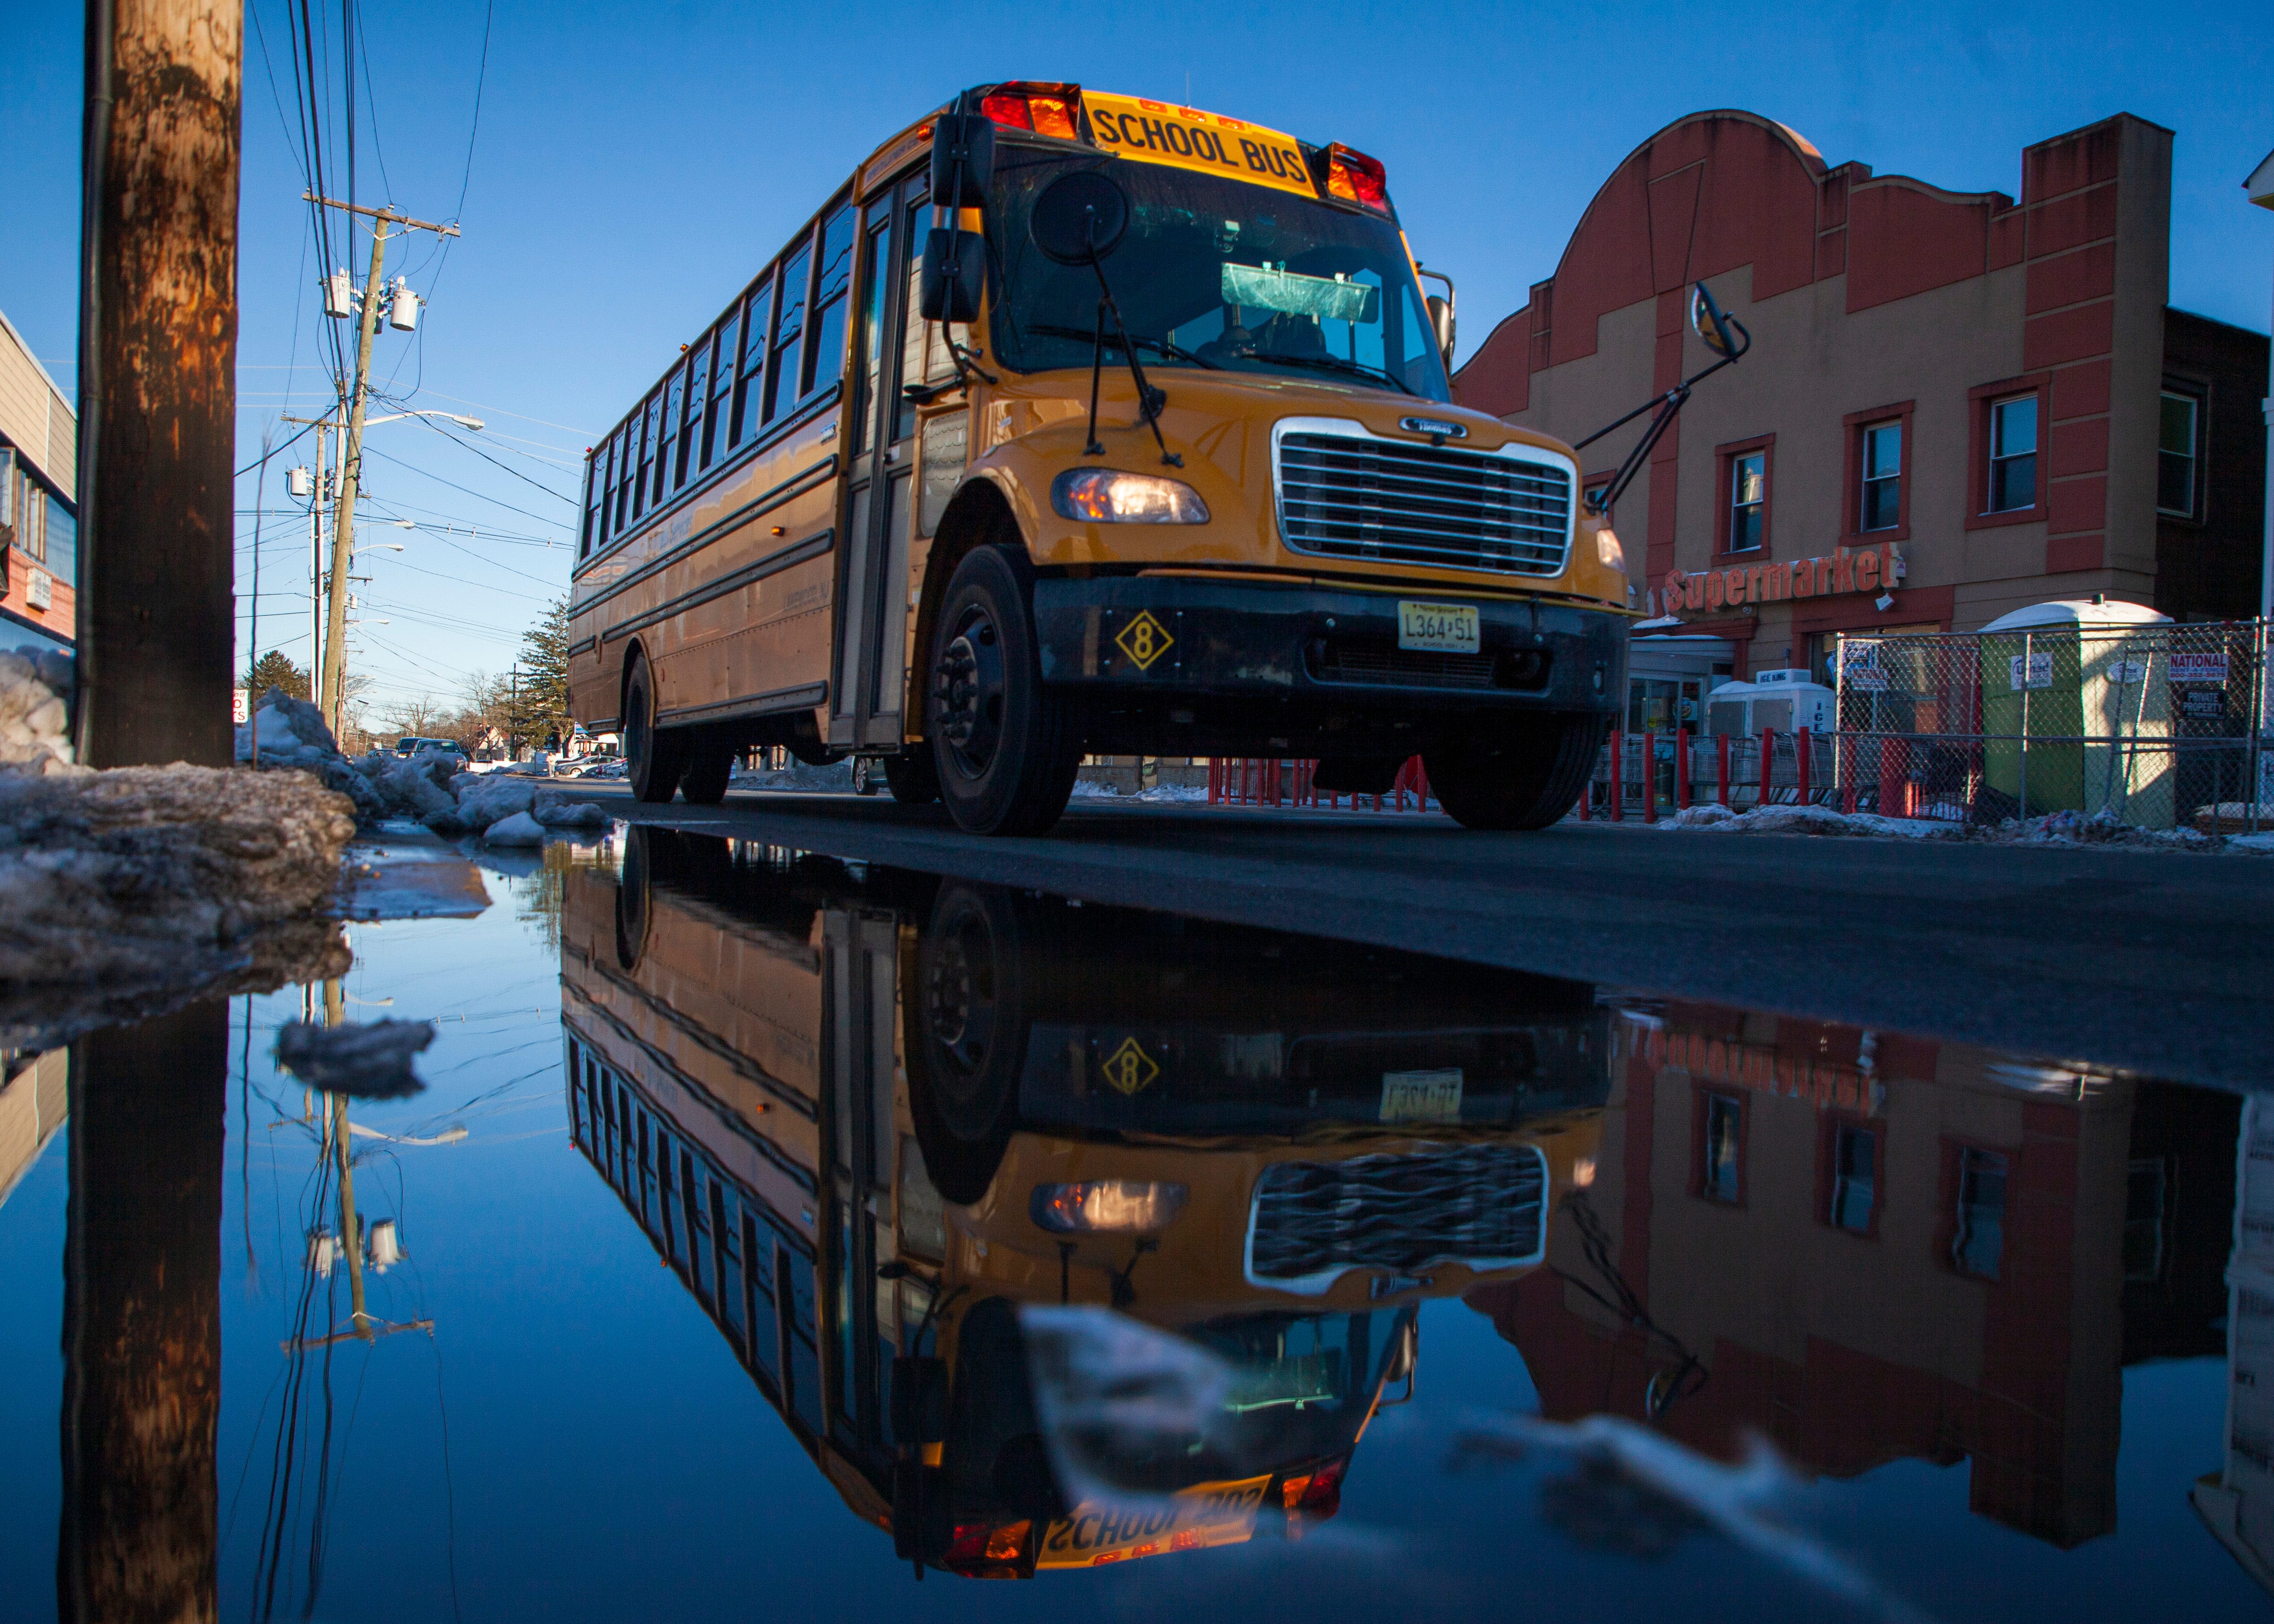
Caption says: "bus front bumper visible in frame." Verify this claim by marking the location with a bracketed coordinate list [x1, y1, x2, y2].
[1032, 575, 1629, 720]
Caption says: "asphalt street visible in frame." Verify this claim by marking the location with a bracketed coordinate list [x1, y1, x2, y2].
[584, 786, 2274, 1092]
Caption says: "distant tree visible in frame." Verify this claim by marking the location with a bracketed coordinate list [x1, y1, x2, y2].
[380, 694, 444, 738]
[510, 597, 571, 753]
[245, 650, 309, 702]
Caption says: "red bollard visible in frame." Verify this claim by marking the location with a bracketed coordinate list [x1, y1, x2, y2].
[1795, 727, 1812, 807]
[1717, 733, 1732, 807]
[1609, 731, 1624, 822]
[1643, 730, 1658, 823]
[1880, 737, 1913, 817]
[1676, 728, 1692, 809]
[1841, 735, 1858, 815]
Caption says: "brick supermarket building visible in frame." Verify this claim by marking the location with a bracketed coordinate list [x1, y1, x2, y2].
[1454, 111, 2269, 683]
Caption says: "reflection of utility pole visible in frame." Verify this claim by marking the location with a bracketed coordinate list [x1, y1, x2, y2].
[307, 192, 460, 731]
[508, 665, 521, 760]
[60, 1000, 228, 1623]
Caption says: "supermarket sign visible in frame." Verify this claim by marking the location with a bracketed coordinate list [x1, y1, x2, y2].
[1661, 543, 1902, 617]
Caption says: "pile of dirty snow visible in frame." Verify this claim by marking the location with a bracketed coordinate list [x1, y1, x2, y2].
[0, 646, 78, 775]
[732, 757, 855, 791]
[1070, 780, 1211, 804]
[235, 690, 390, 822]
[1645, 799, 2260, 852]
[1652, 803, 1962, 840]
[0, 764, 357, 1048]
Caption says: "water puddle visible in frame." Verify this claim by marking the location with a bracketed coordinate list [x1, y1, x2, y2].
[1, 827, 2261, 1620]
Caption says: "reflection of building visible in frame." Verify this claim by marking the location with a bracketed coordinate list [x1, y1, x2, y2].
[0, 1048, 68, 1212]
[0, 305, 77, 654]
[2195, 1099, 2274, 1592]
[559, 833, 1611, 1577]
[1455, 111, 2270, 676]
[1470, 1003, 2237, 1549]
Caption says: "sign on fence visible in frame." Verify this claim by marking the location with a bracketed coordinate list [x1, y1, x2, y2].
[2008, 652, 2054, 691]
[2171, 650, 2229, 687]
[2179, 689, 2227, 720]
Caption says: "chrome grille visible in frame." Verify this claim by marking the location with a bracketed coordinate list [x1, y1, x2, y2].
[1246, 1142, 1547, 1291]
[1275, 430, 1573, 577]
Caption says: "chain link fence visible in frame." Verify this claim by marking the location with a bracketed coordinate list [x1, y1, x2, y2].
[1584, 619, 2274, 832]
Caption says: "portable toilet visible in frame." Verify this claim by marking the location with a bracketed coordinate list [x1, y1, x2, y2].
[1979, 598, 2171, 821]
[1704, 669, 1836, 737]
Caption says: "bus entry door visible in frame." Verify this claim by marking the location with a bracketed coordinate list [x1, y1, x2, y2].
[833, 175, 932, 751]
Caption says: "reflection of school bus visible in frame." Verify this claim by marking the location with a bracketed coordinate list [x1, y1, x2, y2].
[568, 83, 1634, 835]
[561, 830, 1608, 1576]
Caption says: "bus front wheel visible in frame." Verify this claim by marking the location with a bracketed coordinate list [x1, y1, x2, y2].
[1425, 713, 1611, 831]
[926, 547, 1078, 837]
[624, 653, 686, 803]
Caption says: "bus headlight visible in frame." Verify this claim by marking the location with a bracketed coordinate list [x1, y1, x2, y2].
[1595, 526, 1626, 571]
[1030, 1181, 1189, 1233]
[1051, 469, 1210, 524]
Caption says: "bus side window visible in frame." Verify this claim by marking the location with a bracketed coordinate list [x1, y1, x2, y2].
[611, 422, 634, 532]
[580, 447, 602, 557]
[702, 313, 738, 470]
[803, 202, 857, 399]
[655, 364, 687, 504]
[632, 392, 660, 520]
[676, 332, 711, 490]
[766, 242, 812, 426]
[733, 282, 771, 449]
[852, 213, 890, 455]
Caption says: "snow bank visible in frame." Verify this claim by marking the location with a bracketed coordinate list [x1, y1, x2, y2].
[0, 764, 357, 1049]
[1653, 803, 1961, 840]
[0, 647, 77, 776]
[1645, 799, 2263, 852]
[481, 810, 545, 846]
[1070, 780, 1211, 804]
[276, 1017, 436, 1098]
[234, 689, 388, 822]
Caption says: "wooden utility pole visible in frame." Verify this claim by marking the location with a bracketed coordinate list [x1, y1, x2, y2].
[59, 999, 228, 1624]
[306, 195, 458, 731]
[77, 0, 243, 768]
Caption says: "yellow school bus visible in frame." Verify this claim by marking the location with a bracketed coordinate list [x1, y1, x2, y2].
[569, 82, 1636, 833]
[560, 831, 1611, 1576]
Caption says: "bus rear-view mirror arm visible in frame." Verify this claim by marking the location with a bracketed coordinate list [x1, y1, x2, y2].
[917, 97, 995, 326]
[1573, 281, 1751, 516]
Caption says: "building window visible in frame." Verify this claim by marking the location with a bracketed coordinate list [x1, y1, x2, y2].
[1860, 422, 1901, 531]
[1700, 1093, 1742, 1203]
[1951, 1147, 2008, 1279]
[1830, 1124, 1876, 1232]
[1988, 396, 2037, 514]
[2124, 1157, 2170, 1282]
[1729, 453, 1765, 551]
[2157, 391, 2199, 518]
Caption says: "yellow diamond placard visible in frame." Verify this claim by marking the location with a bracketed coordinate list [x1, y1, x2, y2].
[1114, 611, 1174, 672]
[1102, 1036, 1160, 1096]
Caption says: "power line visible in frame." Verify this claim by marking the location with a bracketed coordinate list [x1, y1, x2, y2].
[359, 443, 572, 532]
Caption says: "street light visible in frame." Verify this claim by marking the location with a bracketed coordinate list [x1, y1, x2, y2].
[363, 409, 486, 431]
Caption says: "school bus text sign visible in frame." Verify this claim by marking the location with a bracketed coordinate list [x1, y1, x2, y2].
[1085, 93, 1317, 200]
[1661, 543, 1903, 617]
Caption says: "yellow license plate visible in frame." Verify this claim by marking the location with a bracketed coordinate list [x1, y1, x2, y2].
[1398, 601, 1479, 653]
[1037, 1475, 1272, 1569]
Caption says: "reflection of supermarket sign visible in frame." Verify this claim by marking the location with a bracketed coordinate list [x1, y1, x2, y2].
[2171, 650, 2228, 688]
[1661, 543, 1900, 615]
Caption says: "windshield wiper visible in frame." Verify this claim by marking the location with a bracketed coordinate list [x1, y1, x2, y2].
[1025, 324, 1221, 369]
[1245, 351, 1420, 396]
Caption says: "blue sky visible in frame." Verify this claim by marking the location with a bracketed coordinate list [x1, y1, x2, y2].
[2, 0, 2269, 719]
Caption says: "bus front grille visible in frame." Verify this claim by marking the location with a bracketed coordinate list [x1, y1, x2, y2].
[1245, 1142, 1548, 1292]
[1274, 431, 1573, 578]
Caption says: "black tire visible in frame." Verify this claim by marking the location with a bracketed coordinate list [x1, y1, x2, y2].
[1425, 712, 1612, 831]
[906, 882, 1030, 1205]
[925, 547, 1079, 837]
[624, 652, 686, 804]
[885, 749, 941, 805]
[680, 749, 734, 805]
[852, 757, 880, 797]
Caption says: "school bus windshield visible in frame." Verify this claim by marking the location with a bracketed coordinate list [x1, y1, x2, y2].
[985, 147, 1451, 402]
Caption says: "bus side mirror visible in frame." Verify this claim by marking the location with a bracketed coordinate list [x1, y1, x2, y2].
[919, 227, 984, 323]
[930, 112, 995, 207]
[1425, 294, 1456, 367]
[1689, 281, 1745, 360]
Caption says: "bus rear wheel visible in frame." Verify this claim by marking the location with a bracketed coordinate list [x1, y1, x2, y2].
[926, 547, 1078, 837]
[679, 749, 734, 805]
[1425, 712, 1611, 831]
[624, 653, 686, 803]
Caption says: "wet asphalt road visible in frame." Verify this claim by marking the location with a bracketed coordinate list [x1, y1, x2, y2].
[584, 786, 2274, 1092]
